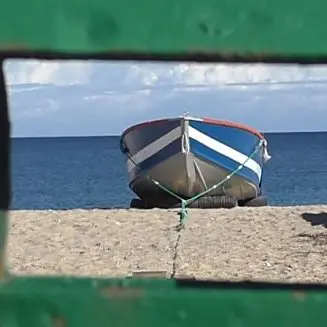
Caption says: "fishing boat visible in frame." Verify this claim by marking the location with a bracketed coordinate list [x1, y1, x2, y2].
[120, 114, 271, 208]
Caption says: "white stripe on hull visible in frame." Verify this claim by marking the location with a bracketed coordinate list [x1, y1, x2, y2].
[188, 126, 262, 179]
[127, 126, 181, 172]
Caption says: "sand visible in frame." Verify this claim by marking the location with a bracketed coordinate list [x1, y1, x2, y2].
[6, 206, 327, 283]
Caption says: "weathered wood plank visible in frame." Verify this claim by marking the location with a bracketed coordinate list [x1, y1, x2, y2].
[0, 0, 326, 61]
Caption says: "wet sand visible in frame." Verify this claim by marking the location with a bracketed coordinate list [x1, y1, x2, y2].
[7, 206, 327, 283]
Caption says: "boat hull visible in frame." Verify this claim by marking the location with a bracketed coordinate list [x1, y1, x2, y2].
[120, 117, 268, 202]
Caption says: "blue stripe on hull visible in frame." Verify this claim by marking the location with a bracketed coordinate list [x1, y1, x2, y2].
[189, 120, 263, 166]
[189, 139, 260, 186]
[129, 138, 181, 180]
[122, 119, 180, 156]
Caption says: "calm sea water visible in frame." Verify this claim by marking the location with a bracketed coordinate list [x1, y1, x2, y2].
[10, 132, 327, 209]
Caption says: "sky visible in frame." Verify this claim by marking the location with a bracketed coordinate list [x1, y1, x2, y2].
[4, 59, 327, 137]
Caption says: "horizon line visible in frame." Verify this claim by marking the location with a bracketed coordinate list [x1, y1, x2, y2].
[11, 130, 327, 139]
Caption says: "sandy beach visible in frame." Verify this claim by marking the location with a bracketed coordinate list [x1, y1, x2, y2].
[7, 206, 327, 283]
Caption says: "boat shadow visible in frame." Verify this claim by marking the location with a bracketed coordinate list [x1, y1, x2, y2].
[301, 212, 327, 228]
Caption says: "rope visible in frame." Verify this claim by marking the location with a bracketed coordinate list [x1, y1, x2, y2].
[123, 138, 264, 226]
[149, 139, 264, 226]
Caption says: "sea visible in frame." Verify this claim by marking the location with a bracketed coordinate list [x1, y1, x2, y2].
[10, 132, 327, 210]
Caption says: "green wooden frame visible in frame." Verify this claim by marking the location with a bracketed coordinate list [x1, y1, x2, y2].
[1, 1, 327, 326]
[0, 0, 327, 62]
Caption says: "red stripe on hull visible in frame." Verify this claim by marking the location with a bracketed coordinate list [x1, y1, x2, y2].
[202, 117, 264, 139]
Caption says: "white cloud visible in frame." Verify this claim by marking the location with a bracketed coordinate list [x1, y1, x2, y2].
[5, 59, 327, 137]
[4, 59, 327, 89]
[4, 60, 90, 85]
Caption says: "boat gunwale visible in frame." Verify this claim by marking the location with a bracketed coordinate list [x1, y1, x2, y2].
[201, 117, 264, 140]
[120, 117, 264, 141]
[120, 118, 179, 141]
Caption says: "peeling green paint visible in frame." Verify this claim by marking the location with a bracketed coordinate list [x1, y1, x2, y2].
[0, 0, 326, 59]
